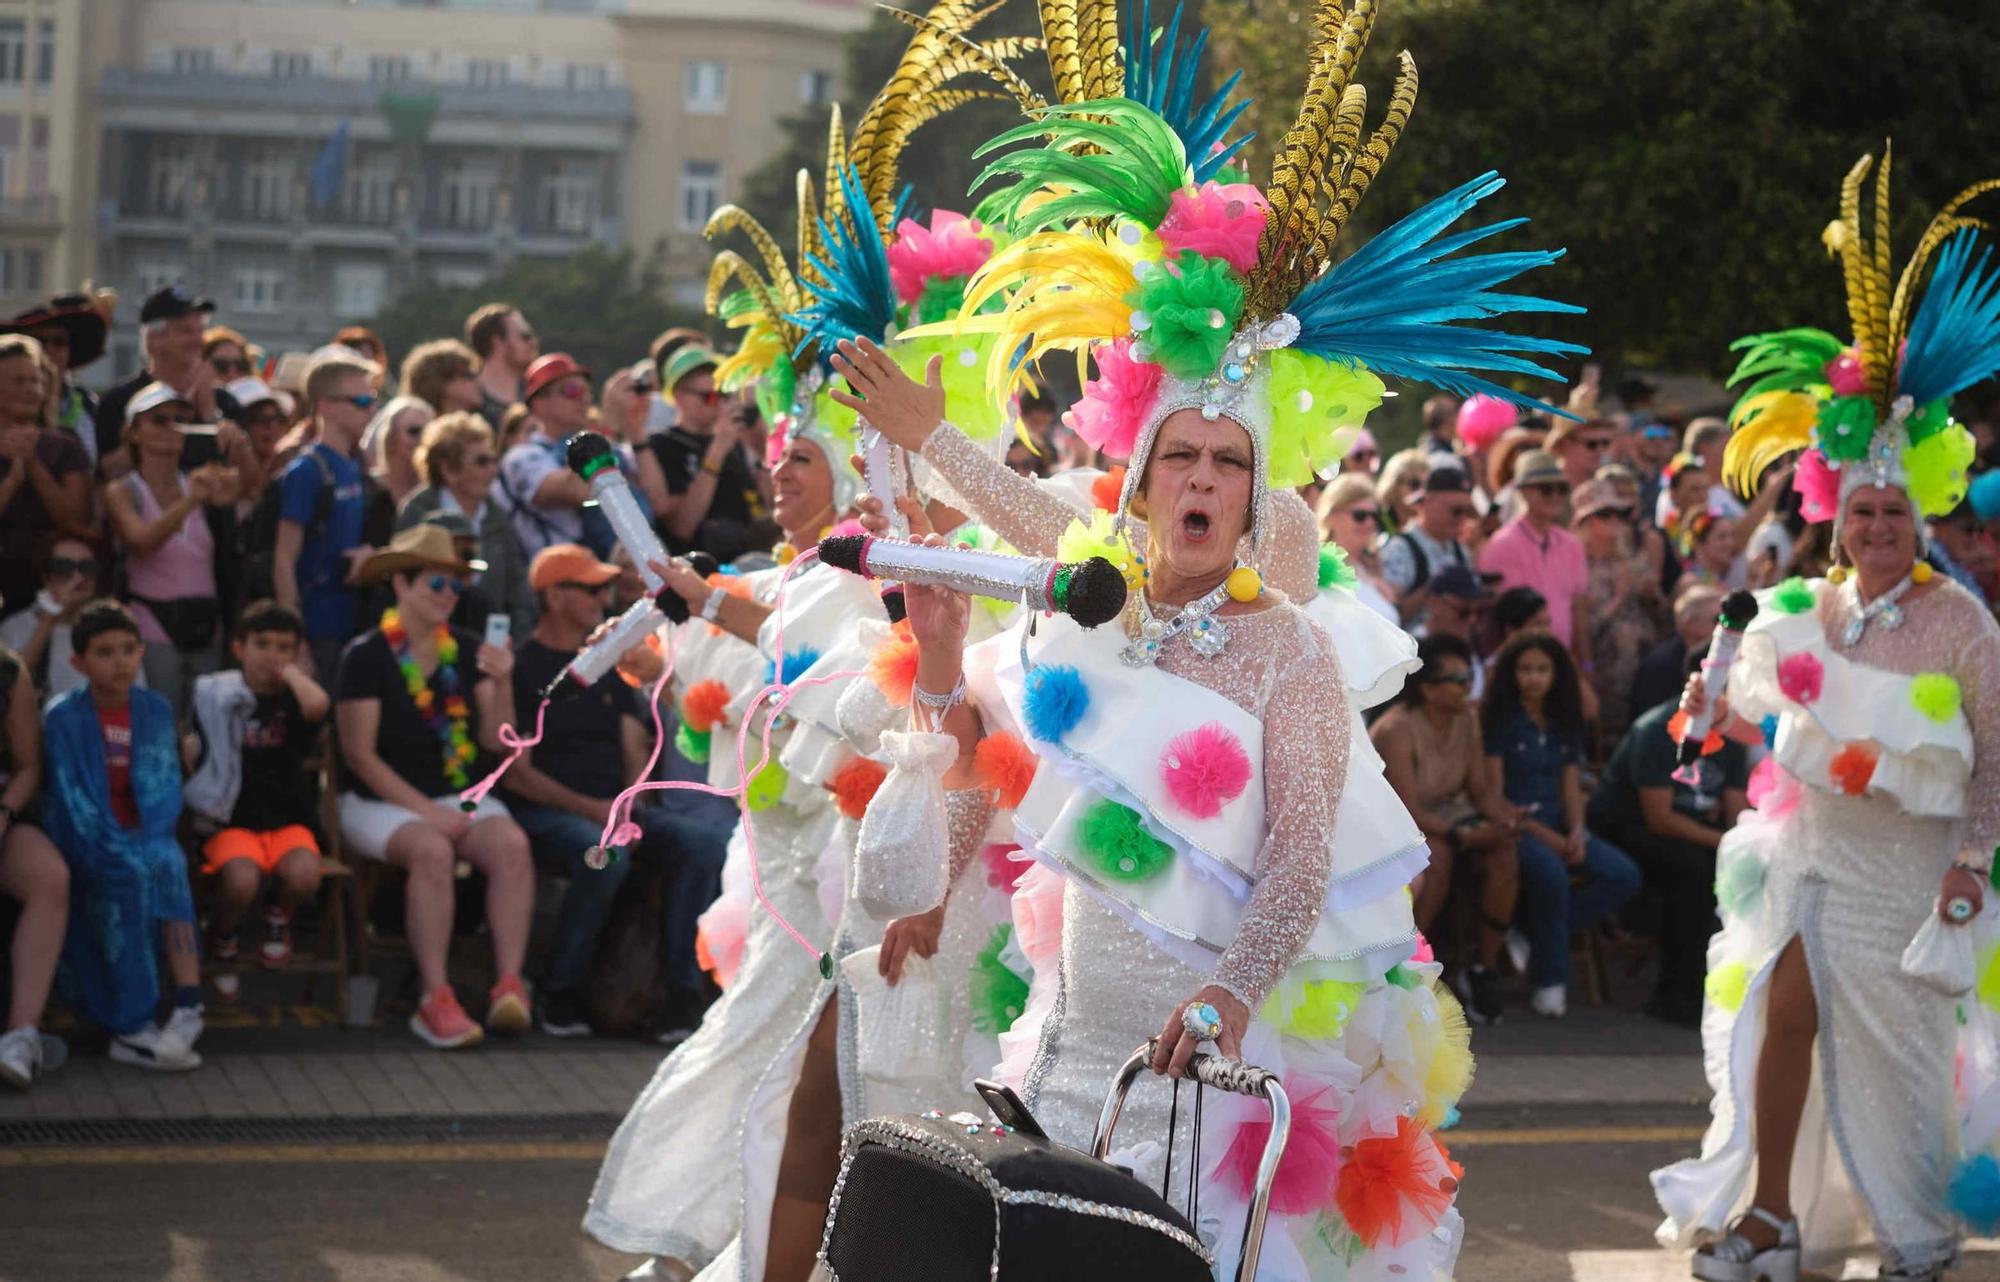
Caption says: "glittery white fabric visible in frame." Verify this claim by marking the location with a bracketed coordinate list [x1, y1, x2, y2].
[1653, 577, 2000, 1275]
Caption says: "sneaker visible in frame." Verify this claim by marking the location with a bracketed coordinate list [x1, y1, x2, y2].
[207, 928, 240, 965]
[0, 1026, 40, 1089]
[1530, 983, 1568, 1019]
[537, 988, 592, 1039]
[110, 1022, 203, 1071]
[1462, 965, 1504, 1026]
[1503, 928, 1531, 976]
[411, 987, 484, 1050]
[208, 927, 242, 1002]
[163, 1005, 205, 1059]
[259, 906, 294, 968]
[486, 976, 531, 1035]
[211, 971, 242, 1003]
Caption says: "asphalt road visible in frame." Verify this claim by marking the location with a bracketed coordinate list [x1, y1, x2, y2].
[3, 1110, 1995, 1282]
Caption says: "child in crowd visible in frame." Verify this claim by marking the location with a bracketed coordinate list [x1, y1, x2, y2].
[184, 602, 328, 1002]
[39, 600, 204, 1070]
[0, 644, 70, 1088]
[1482, 633, 1640, 1018]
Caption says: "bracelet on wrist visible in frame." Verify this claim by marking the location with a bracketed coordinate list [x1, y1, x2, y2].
[700, 587, 726, 622]
[911, 674, 966, 712]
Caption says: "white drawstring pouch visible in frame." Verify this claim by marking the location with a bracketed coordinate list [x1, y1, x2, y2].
[1901, 906, 1981, 997]
[852, 729, 957, 922]
[842, 946, 958, 1105]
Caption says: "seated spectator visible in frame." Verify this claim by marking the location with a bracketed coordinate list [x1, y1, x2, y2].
[1679, 510, 1746, 592]
[1482, 634, 1639, 1018]
[641, 349, 777, 561]
[1379, 460, 1476, 626]
[1630, 582, 1722, 723]
[104, 383, 248, 721]
[499, 354, 603, 559]
[334, 526, 533, 1050]
[0, 335, 91, 619]
[1375, 447, 1430, 533]
[1480, 449, 1591, 664]
[1416, 565, 1494, 699]
[0, 643, 70, 1088]
[504, 545, 728, 1039]
[399, 340, 486, 418]
[40, 601, 204, 1070]
[273, 350, 378, 680]
[2, 292, 111, 470]
[183, 603, 327, 1004]
[1588, 647, 1750, 1026]
[0, 535, 107, 702]
[399, 411, 534, 634]
[361, 396, 434, 537]
[1313, 473, 1397, 622]
[1369, 633, 1520, 1025]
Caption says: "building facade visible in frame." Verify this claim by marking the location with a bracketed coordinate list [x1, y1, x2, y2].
[2, 0, 863, 378]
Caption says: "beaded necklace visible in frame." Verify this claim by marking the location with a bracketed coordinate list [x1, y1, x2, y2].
[381, 608, 477, 789]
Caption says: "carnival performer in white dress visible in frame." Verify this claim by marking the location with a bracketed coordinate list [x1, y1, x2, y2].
[1653, 152, 2000, 1282]
[824, 2, 1585, 1267]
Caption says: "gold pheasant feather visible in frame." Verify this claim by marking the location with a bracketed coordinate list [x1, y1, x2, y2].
[1827, 154, 1882, 408]
[1077, 0, 1123, 103]
[703, 251, 791, 338]
[1864, 143, 1895, 402]
[1039, 0, 1085, 104]
[704, 206, 800, 312]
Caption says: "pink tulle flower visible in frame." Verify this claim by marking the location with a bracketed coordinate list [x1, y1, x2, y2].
[1411, 933, 1436, 964]
[1777, 652, 1824, 705]
[887, 211, 994, 305]
[982, 843, 1028, 894]
[1824, 347, 1867, 398]
[766, 417, 793, 469]
[1794, 449, 1839, 523]
[1746, 757, 1804, 819]
[1157, 182, 1269, 275]
[1011, 863, 1066, 966]
[1456, 394, 1518, 453]
[1071, 338, 1161, 460]
[1215, 1074, 1344, 1216]
[1160, 722, 1254, 820]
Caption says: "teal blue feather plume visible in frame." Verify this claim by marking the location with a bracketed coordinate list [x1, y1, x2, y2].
[791, 165, 911, 372]
[1122, 0, 1252, 185]
[1725, 328, 1843, 399]
[1899, 230, 2000, 407]
[1288, 172, 1588, 416]
[971, 99, 1188, 234]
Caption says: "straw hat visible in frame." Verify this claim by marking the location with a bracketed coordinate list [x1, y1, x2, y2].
[357, 523, 482, 585]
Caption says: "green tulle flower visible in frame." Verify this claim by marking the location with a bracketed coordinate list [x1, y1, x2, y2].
[1772, 576, 1816, 615]
[1269, 978, 1365, 1039]
[912, 276, 969, 327]
[890, 332, 1008, 443]
[674, 721, 712, 766]
[1906, 423, 1976, 517]
[1318, 542, 1357, 592]
[1127, 252, 1244, 382]
[1814, 395, 1877, 463]
[968, 925, 1030, 1035]
[1075, 799, 1174, 882]
[1911, 672, 1963, 724]
[1906, 398, 1954, 446]
[1265, 349, 1385, 489]
[1713, 845, 1766, 919]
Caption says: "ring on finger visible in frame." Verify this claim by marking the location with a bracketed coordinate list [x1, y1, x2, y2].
[1180, 1001, 1222, 1042]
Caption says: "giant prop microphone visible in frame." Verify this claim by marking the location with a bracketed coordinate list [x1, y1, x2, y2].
[816, 533, 1128, 629]
[1673, 589, 1759, 778]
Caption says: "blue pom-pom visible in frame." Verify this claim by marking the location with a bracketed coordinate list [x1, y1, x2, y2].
[764, 645, 823, 688]
[1022, 664, 1089, 743]
[1951, 1153, 2000, 1234]
[1440, 1106, 1462, 1131]
[1760, 714, 1778, 749]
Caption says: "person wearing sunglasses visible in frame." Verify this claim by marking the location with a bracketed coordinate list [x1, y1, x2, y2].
[1546, 416, 1619, 493]
[1570, 478, 1664, 743]
[1480, 450, 1593, 681]
[0, 535, 108, 702]
[0, 334, 93, 617]
[274, 350, 381, 681]
[399, 411, 535, 636]
[1380, 459, 1479, 628]
[1313, 472, 1399, 623]
[336, 523, 532, 1051]
[500, 352, 641, 563]
[93, 288, 249, 480]
[642, 345, 779, 561]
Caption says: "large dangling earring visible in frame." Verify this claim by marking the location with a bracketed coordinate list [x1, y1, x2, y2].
[1911, 561, 1934, 585]
[1226, 565, 1262, 602]
[1827, 563, 1849, 585]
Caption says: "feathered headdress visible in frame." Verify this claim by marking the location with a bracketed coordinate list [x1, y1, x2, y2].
[907, 0, 1585, 541]
[1722, 147, 1997, 538]
[703, 1, 1035, 507]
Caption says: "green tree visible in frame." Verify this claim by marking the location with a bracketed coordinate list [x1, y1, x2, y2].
[370, 243, 704, 380]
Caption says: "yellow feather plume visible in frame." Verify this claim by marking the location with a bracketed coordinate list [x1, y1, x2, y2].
[703, 251, 786, 330]
[1723, 390, 1818, 497]
[1864, 143, 1894, 400]
[1831, 154, 1884, 409]
[704, 206, 799, 311]
[715, 325, 788, 394]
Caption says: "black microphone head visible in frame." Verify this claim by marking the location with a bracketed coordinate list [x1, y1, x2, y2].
[686, 551, 720, 578]
[565, 430, 616, 479]
[879, 586, 907, 625]
[1721, 589, 1759, 630]
[818, 534, 869, 576]
[654, 585, 690, 625]
[1059, 557, 1129, 629]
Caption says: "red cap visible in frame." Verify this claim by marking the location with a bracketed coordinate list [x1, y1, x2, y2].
[523, 352, 592, 404]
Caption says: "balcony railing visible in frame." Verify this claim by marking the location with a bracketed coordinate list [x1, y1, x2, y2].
[0, 194, 61, 226]
[100, 67, 633, 123]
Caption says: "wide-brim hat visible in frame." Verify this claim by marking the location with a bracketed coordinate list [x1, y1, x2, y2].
[1511, 448, 1568, 490]
[357, 523, 481, 586]
[3, 294, 109, 368]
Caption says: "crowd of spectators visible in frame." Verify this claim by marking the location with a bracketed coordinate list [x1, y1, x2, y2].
[0, 281, 1997, 1090]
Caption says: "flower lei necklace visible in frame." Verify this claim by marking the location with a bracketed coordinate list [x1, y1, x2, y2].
[382, 608, 477, 789]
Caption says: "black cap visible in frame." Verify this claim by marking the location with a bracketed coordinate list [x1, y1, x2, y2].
[1417, 463, 1473, 496]
[1429, 564, 1497, 601]
[139, 285, 216, 325]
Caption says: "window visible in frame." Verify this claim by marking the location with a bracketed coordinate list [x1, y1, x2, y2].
[539, 160, 600, 235]
[430, 265, 488, 291]
[136, 262, 185, 297]
[799, 68, 834, 107]
[0, 20, 24, 85]
[437, 156, 498, 231]
[564, 63, 607, 93]
[341, 152, 397, 225]
[231, 267, 287, 315]
[684, 60, 727, 114]
[332, 262, 389, 318]
[0, 151, 11, 197]
[34, 20, 52, 86]
[171, 47, 216, 75]
[19, 247, 42, 292]
[679, 159, 720, 232]
[239, 147, 296, 221]
[368, 54, 412, 85]
[0, 248, 13, 294]
[468, 58, 508, 89]
[148, 141, 195, 216]
[271, 51, 314, 80]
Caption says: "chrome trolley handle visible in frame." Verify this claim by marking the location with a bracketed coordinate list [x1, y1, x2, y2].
[1091, 1038, 1292, 1282]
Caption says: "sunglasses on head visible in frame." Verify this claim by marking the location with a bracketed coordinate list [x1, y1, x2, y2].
[48, 556, 97, 579]
[426, 574, 465, 595]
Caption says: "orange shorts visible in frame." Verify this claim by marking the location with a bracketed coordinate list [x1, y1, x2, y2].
[201, 825, 320, 876]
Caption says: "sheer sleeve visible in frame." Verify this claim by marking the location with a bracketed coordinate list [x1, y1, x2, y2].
[1951, 599, 2000, 856]
[1262, 489, 1322, 604]
[922, 422, 1085, 557]
[943, 786, 997, 895]
[1211, 617, 1351, 1010]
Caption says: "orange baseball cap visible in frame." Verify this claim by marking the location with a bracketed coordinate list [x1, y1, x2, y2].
[529, 543, 621, 591]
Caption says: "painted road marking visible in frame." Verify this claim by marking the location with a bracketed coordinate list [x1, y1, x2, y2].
[1570, 1246, 2000, 1282]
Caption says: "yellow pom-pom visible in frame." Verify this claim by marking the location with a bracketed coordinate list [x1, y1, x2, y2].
[1420, 987, 1475, 1127]
[1913, 561, 1934, 585]
[1226, 566, 1262, 603]
[1979, 941, 2000, 1013]
[1275, 979, 1366, 1039]
[1911, 672, 1962, 724]
[775, 544, 798, 565]
[1705, 961, 1751, 1013]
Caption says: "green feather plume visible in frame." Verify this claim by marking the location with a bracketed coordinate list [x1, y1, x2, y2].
[972, 98, 1190, 235]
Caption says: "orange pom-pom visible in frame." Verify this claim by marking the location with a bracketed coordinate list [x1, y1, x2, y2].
[867, 619, 919, 708]
[1090, 465, 1127, 513]
[704, 573, 753, 636]
[1829, 741, 1879, 796]
[682, 679, 733, 732]
[830, 757, 888, 820]
[1334, 1116, 1461, 1248]
[974, 732, 1038, 809]
[1666, 708, 1724, 756]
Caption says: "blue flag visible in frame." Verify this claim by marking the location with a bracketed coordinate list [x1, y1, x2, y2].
[310, 119, 351, 208]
